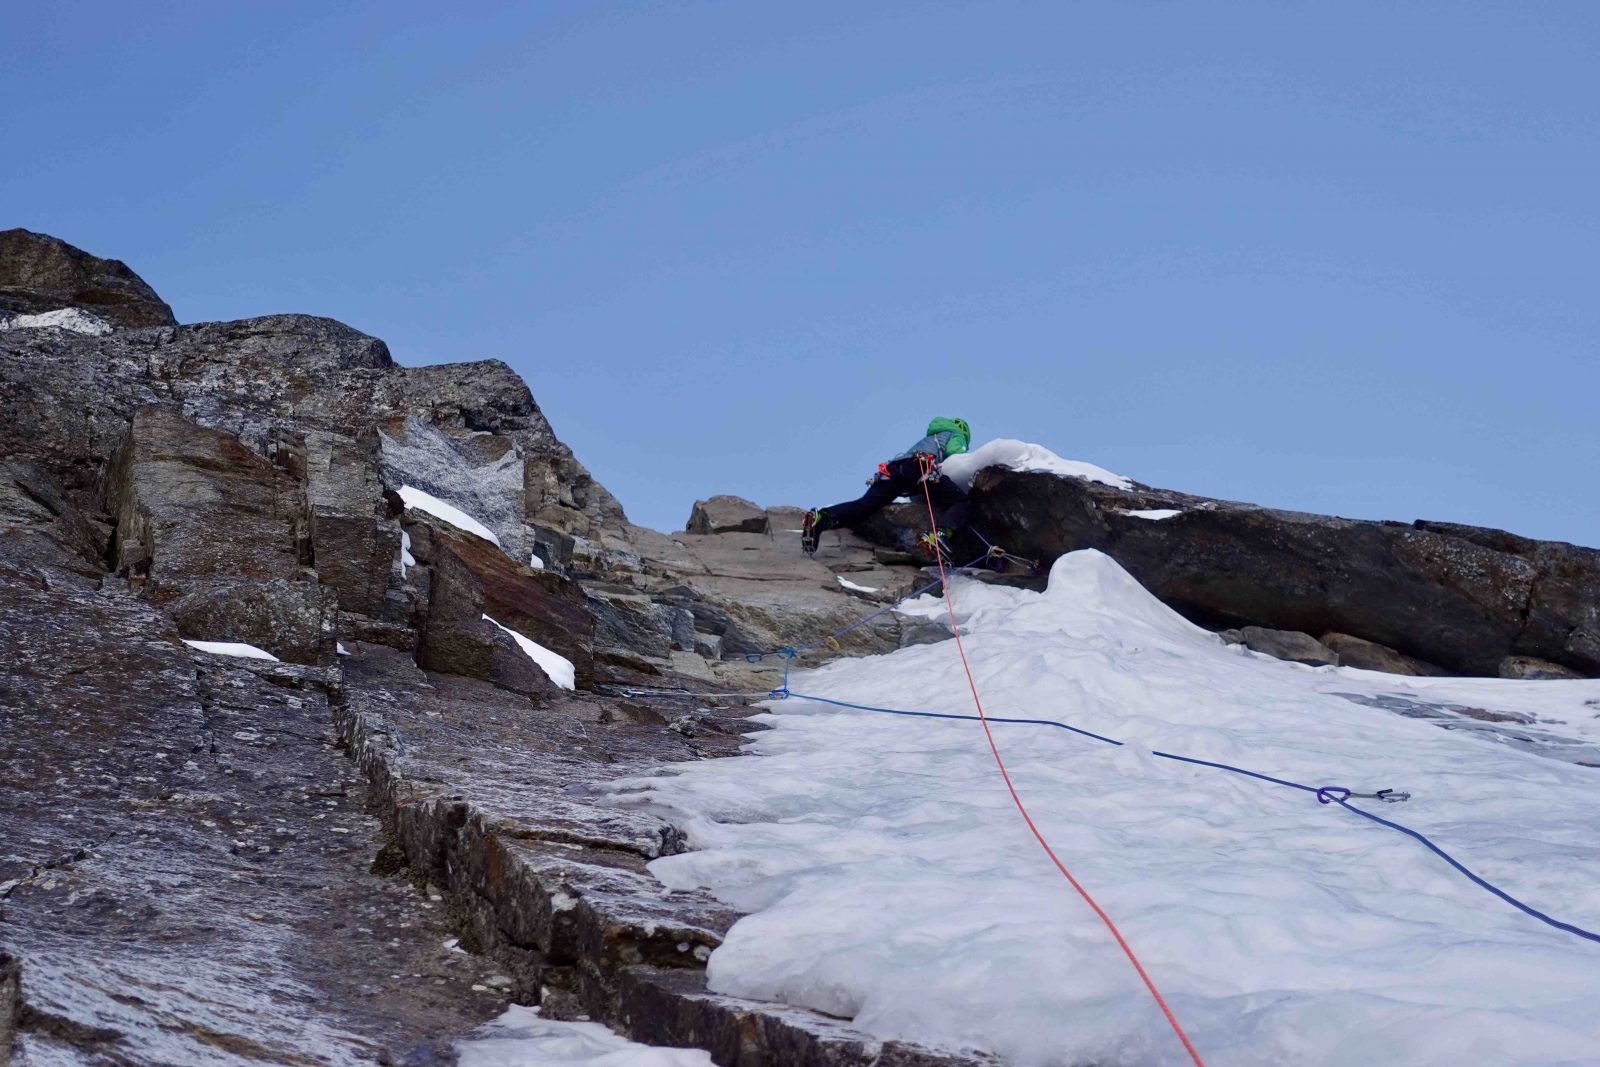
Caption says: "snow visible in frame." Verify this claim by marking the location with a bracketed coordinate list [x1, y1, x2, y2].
[336, 642, 351, 657]
[940, 439, 1133, 491]
[181, 640, 279, 661]
[1123, 508, 1182, 521]
[836, 576, 879, 594]
[610, 550, 1600, 1067]
[398, 485, 501, 546]
[399, 529, 417, 578]
[456, 1006, 712, 1066]
[483, 614, 576, 691]
[0, 307, 114, 335]
[530, 552, 545, 569]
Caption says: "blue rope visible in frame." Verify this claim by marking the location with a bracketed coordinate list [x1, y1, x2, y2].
[775, 689, 1600, 946]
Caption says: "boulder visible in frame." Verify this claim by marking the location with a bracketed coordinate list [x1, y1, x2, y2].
[1321, 633, 1450, 677]
[102, 406, 331, 663]
[413, 524, 595, 692]
[1233, 626, 1339, 667]
[0, 228, 176, 328]
[686, 496, 769, 536]
[1499, 655, 1585, 681]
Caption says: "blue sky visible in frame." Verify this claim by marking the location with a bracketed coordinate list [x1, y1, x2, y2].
[6, 2, 1596, 543]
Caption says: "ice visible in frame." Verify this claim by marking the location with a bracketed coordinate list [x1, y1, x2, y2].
[456, 1006, 713, 1066]
[181, 640, 279, 661]
[1123, 508, 1182, 521]
[398, 485, 501, 546]
[940, 439, 1133, 491]
[483, 614, 576, 691]
[611, 550, 1600, 1067]
[0, 307, 114, 335]
[837, 576, 879, 594]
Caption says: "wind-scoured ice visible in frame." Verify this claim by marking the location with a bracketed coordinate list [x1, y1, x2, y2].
[940, 439, 1133, 491]
[398, 484, 502, 545]
[610, 550, 1600, 1067]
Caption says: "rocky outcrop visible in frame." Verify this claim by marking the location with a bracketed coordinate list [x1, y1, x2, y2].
[0, 231, 979, 1065]
[0, 460, 108, 586]
[862, 468, 1600, 678]
[409, 521, 596, 693]
[102, 405, 334, 663]
[686, 495, 770, 536]
[1322, 633, 1448, 676]
[1222, 626, 1339, 667]
[0, 307, 626, 553]
[0, 228, 176, 328]
[1499, 655, 1585, 681]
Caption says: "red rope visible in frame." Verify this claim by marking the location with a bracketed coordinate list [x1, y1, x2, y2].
[917, 456, 1206, 1067]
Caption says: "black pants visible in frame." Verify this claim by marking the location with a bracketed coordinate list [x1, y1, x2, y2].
[821, 456, 969, 534]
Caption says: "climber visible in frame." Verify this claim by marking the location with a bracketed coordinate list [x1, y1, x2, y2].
[802, 417, 971, 558]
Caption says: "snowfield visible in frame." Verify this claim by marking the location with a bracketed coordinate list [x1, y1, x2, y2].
[609, 551, 1600, 1067]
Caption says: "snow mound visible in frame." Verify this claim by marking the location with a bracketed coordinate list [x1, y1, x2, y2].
[398, 485, 501, 545]
[612, 550, 1600, 1067]
[182, 639, 279, 661]
[940, 439, 1132, 490]
[457, 1006, 712, 1066]
[0, 307, 115, 335]
[484, 614, 576, 690]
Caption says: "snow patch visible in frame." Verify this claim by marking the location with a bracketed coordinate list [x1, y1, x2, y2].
[529, 552, 545, 570]
[456, 1006, 712, 1066]
[836, 576, 879, 594]
[398, 485, 501, 546]
[399, 529, 416, 577]
[0, 307, 114, 335]
[483, 614, 576, 691]
[1122, 508, 1182, 521]
[940, 439, 1132, 491]
[614, 550, 1600, 1067]
[182, 640, 279, 661]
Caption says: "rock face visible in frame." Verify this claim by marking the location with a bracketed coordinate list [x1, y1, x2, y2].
[0, 227, 177, 328]
[862, 468, 1600, 678]
[0, 232, 974, 1065]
